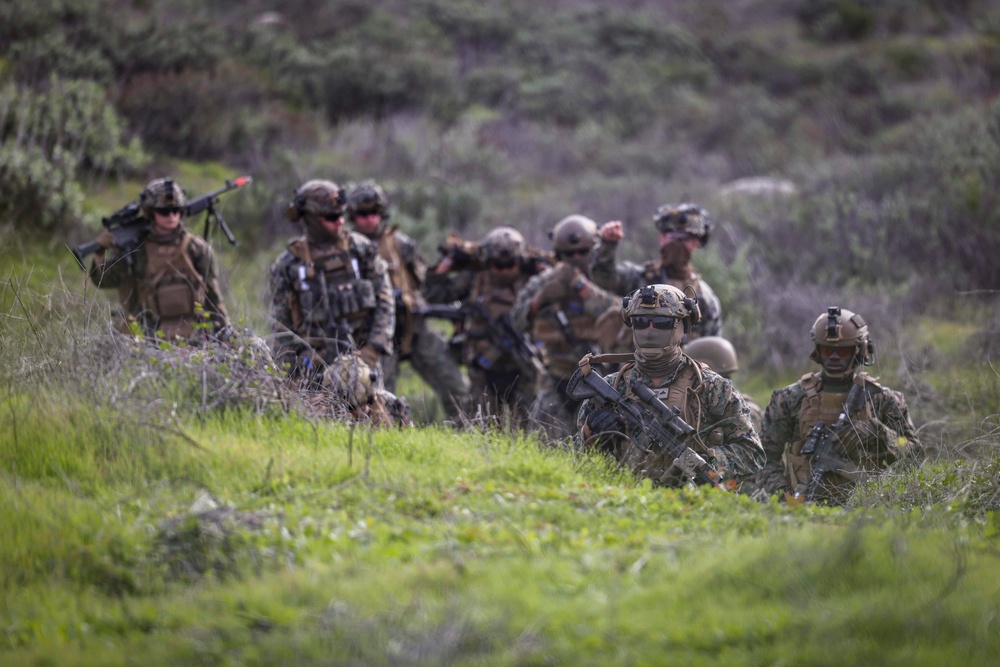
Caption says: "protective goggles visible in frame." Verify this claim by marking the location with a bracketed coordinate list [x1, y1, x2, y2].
[629, 315, 677, 330]
[816, 344, 856, 357]
[320, 211, 344, 221]
[153, 206, 183, 216]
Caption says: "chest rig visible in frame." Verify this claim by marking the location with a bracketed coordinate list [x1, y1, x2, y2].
[138, 231, 207, 338]
[464, 272, 524, 370]
[286, 236, 377, 341]
[531, 286, 602, 378]
[642, 262, 702, 295]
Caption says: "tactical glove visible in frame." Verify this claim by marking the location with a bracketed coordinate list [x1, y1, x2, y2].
[585, 408, 619, 435]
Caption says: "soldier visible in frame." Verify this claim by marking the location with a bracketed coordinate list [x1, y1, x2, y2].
[346, 180, 469, 420]
[684, 336, 762, 432]
[512, 215, 620, 442]
[89, 177, 229, 339]
[756, 307, 920, 504]
[269, 179, 405, 427]
[577, 285, 763, 488]
[591, 203, 721, 340]
[427, 226, 547, 427]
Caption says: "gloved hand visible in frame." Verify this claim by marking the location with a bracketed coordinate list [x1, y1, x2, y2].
[831, 419, 881, 458]
[661, 448, 708, 487]
[96, 230, 116, 249]
[357, 343, 382, 369]
[585, 407, 619, 435]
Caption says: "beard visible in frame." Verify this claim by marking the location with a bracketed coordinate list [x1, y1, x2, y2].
[659, 241, 693, 275]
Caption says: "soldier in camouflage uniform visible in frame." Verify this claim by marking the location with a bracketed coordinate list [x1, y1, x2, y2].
[591, 204, 721, 340]
[757, 307, 920, 504]
[269, 179, 406, 427]
[427, 226, 548, 427]
[512, 215, 621, 443]
[346, 180, 469, 420]
[576, 284, 763, 488]
[89, 178, 229, 340]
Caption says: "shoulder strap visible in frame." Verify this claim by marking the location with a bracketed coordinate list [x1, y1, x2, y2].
[288, 238, 314, 278]
[799, 372, 821, 397]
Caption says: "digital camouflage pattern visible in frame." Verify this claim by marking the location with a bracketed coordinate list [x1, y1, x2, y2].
[590, 240, 722, 340]
[512, 261, 619, 442]
[757, 372, 920, 502]
[89, 224, 228, 337]
[576, 358, 764, 486]
[268, 230, 395, 374]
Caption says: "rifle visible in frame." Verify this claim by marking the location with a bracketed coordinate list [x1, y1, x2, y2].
[567, 354, 718, 487]
[793, 382, 874, 502]
[554, 307, 600, 358]
[69, 176, 252, 270]
[416, 300, 545, 380]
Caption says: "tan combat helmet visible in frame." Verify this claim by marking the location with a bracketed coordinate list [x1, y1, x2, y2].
[478, 225, 526, 267]
[140, 178, 187, 218]
[809, 306, 875, 366]
[653, 203, 712, 245]
[621, 284, 702, 334]
[346, 180, 390, 222]
[285, 180, 346, 222]
[550, 215, 598, 256]
[684, 336, 739, 377]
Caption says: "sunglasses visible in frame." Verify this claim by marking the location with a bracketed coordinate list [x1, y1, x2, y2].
[321, 211, 344, 222]
[561, 249, 591, 258]
[817, 344, 854, 357]
[490, 258, 518, 270]
[354, 209, 380, 217]
[630, 315, 676, 330]
[153, 206, 183, 216]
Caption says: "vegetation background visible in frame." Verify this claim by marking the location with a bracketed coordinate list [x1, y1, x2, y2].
[1, 0, 999, 664]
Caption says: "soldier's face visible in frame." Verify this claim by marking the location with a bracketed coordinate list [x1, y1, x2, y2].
[152, 208, 182, 234]
[818, 344, 857, 377]
[320, 212, 345, 236]
[353, 212, 382, 236]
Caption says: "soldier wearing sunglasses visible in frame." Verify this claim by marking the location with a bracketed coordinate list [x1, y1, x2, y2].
[590, 203, 722, 341]
[89, 177, 229, 339]
[756, 307, 920, 504]
[576, 284, 763, 488]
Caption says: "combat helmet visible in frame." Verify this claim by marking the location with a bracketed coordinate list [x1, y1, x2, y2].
[621, 284, 702, 334]
[684, 336, 739, 377]
[323, 354, 378, 409]
[653, 203, 712, 245]
[285, 180, 346, 222]
[549, 215, 598, 256]
[346, 180, 390, 222]
[809, 306, 875, 366]
[140, 178, 186, 218]
[478, 225, 526, 268]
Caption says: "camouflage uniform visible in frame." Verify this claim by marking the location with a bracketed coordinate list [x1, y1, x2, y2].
[269, 179, 405, 427]
[512, 216, 620, 442]
[576, 360, 764, 487]
[347, 181, 469, 420]
[590, 204, 722, 340]
[426, 227, 547, 427]
[757, 308, 920, 504]
[89, 178, 228, 339]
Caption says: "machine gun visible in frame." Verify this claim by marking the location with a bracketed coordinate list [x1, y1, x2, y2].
[567, 354, 719, 488]
[416, 300, 545, 381]
[793, 382, 874, 502]
[69, 176, 252, 269]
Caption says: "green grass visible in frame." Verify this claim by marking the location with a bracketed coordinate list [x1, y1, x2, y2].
[2, 387, 999, 665]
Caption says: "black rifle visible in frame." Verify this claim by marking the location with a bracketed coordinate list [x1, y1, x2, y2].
[554, 307, 600, 358]
[794, 382, 874, 501]
[69, 175, 252, 270]
[567, 357, 718, 487]
[416, 300, 545, 380]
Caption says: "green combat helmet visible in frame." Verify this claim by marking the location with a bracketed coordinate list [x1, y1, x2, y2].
[285, 180, 346, 240]
[809, 306, 875, 366]
[478, 225, 526, 267]
[653, 203, 712, 245]
[139, 178, 187, 218]
[684, 336, 739, 378]
[621, 284, 702, 334]
[322, 354, 377, 409]
[346, 180, 390, 222]
[549, 215, 598, 256]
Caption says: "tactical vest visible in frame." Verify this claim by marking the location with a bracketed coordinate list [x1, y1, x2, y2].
[377, 228, 419, 355]
[464, 272, 523, 371]
[138, 232, 207, 339]
[611, 358, 712, 483]
[784, 372, 876, 497]
[532, 297, 602, 379]
[286, 236, 377, 348]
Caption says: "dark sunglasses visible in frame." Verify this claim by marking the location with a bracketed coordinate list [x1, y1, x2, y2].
[817, 344, 854, 357]
[630, 315, 676, 330]
[561, 248, 591, 258]
[490, 257, 518, 270]
[354, 209, 380, 217]
[321, 211, 344, 222]
[153, 206, 183, 216]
